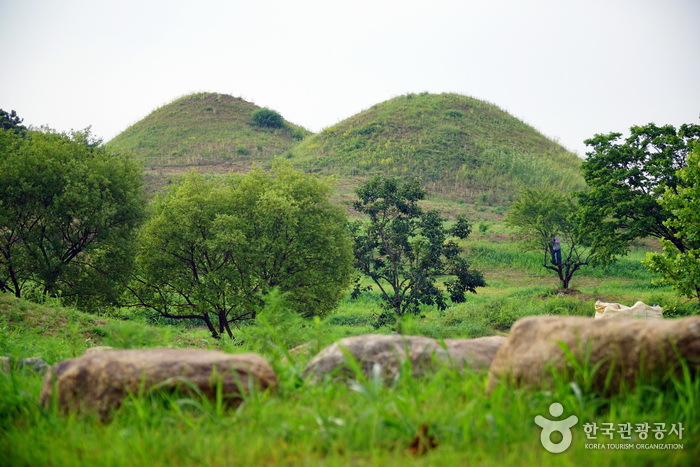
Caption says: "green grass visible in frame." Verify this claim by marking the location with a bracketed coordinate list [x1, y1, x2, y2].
[107, 93, 311, 193]
[1, 233, 698, 465]
[287, 92, 584, 205]
[1, 337, 696, 465]
[108, 92, 583, 209]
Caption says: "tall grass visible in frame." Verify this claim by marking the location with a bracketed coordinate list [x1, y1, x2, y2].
[1, 343, 696, 465]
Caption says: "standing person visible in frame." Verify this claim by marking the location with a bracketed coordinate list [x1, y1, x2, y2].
[551, 236, 562, 265]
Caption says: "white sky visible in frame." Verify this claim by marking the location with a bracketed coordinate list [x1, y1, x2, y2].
[1, 0, 698, 157]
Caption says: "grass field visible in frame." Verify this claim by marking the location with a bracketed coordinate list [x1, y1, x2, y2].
[1, 230, 697, 465]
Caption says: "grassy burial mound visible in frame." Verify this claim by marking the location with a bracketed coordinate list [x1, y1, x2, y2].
[108, 92, 311, 173]
[287, 92, 584, 204]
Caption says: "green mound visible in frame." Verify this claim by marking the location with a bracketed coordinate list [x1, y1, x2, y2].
[287, 92, 584, 204]
[108, 92, 311, 169]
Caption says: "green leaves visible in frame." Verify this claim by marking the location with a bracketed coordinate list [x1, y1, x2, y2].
[505, 188, 591, 289]
[579, 122, 700, 259]
[0, 128, 145, 308]
[250, 108, 285, 129]
[352, 176, 484, 321]
[644, 146, 700, 300]
[130, 161, 354, 339]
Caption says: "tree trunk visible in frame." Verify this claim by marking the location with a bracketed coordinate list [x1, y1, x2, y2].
[202, 315, 220, 339]
[561, 275, 570, 289]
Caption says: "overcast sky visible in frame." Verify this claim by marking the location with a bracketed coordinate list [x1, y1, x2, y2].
[1, 0, 698, 157]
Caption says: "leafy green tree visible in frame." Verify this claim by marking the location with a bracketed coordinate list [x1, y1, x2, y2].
[0, 109, 26, 134]
[350, 176, 484, 324]
[127, 161, 353, 339]
[250, 108, 285, 129]
[644, 145, 700, 301]
[578, 123, 700, 263]
[505, 188, 592, 289]
[0, 128, 145, 308]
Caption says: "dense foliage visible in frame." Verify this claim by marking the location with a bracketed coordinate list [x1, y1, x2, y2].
[351, 176, 485, 325]
[505, 188, 592, 289]
[578, 122, 700, 264]
[0, 109, 26, 134]
[645, 145, 700, 300]
[0, 127, 145, 308]
[250, 107, 285, 129]
[127, 161, 354, 339]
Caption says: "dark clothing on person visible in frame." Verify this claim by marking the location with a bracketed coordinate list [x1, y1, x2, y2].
[551, 237, 562, 265]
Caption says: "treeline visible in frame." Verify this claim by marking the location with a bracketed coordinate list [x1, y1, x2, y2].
[2, 109, 699, 337]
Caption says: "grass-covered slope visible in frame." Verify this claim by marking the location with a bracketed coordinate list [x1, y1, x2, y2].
[108, 92, 311, 169]
[288, 92, 584, 204]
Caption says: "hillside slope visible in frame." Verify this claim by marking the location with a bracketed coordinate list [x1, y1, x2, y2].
[287, 93, 584, 204]
[108, 93, 311, 190]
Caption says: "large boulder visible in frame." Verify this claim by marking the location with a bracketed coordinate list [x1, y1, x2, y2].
[303, 334, 505, 382]
[39, 348, 277, 419]
[444, 335, 507, 370]
[487, 316, 700, 393]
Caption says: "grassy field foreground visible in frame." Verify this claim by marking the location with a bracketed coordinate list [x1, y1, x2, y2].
[1, 238, 698, 465]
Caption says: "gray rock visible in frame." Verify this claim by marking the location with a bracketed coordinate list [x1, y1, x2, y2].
[1, 356, 51, 376]
[444, 335, 507, 370]
[487, 315, 700, 393]
[18, 357, 51, 375]
[40, 348, 278, 419]
[303, 334, 506, 382]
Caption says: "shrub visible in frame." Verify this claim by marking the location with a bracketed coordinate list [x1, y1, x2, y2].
[251, 108, 285, 129]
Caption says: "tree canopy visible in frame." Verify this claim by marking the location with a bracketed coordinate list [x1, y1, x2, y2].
[644, 145, 700, 301]
[577, 122, 700, 263]
[505, 188, 591, 289]
[350, 176, 484, 325]
[127, 161, 354, 339]
[0, 109, 26, 134]
[0, 127, 145, 308]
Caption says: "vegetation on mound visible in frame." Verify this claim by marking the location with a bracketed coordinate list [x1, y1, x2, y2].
[108, 92, 311, 169]
[287, 92, 585, 204]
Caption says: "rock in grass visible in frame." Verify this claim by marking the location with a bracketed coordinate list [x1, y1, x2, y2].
[39, 348, 277, 419]
[303, 334, 506, 382]
[487, 316, 700, 393]
[444, 335, 507, 370]
[1, 356, 51, 376]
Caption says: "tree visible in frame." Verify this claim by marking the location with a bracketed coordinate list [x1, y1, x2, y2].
[505, 188, 592, 289]
[0, 127, 145, 307]
[350, 176, 484, 324]
[644, 145, 700, 301]
[577, 123, 700, 263]
[0, 109, 26, 134]
[250, 108, 285, 129]
[127, 161, 354, 339]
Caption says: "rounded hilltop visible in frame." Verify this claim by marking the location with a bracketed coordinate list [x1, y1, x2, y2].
[286, 92, 584, 204]
[108, 92, 311, 169]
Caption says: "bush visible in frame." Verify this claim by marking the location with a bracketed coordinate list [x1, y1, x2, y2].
[251, 108, 285, 129]
[129, 161, 354, 339]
